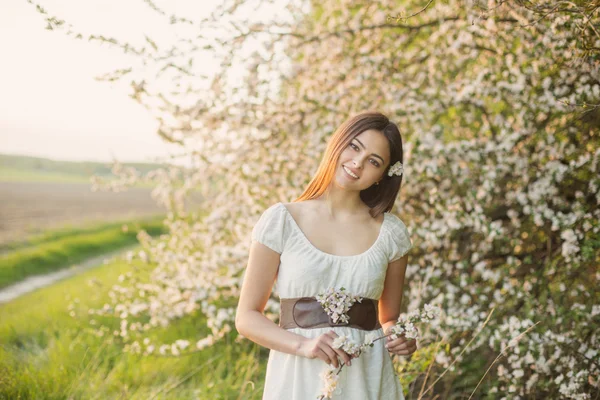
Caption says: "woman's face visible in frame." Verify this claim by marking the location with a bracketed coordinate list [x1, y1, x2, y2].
[334, 129, 391, 191]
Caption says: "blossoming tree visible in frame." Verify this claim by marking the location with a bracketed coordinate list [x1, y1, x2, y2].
[32, 0, 600, 397]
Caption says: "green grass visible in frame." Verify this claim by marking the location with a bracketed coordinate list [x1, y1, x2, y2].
[0, 217, 161, 253]
[0, 217, 168, 289]
[0, 253, 267, 399]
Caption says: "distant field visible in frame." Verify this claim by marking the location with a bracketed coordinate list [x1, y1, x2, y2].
[0, 181, 203, 247]
[0, 153, 168, 187]
[0, 152, 205, 245]
[0, 166, 94, 184]
[0, 153, 166, 179]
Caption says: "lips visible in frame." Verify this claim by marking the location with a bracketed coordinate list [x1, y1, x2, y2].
[343, 165, 360, 179]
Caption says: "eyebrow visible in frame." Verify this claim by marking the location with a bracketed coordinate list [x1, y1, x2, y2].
[354, 138, 386, 164]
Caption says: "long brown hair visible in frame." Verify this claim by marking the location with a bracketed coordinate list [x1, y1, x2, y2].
[293, 111, 406, 217]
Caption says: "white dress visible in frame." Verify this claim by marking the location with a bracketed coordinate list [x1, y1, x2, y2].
[251, 202, 413, 400]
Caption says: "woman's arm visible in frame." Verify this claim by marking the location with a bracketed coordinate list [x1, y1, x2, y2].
[235, 240, 307, 355]
[379, 254, 418, 356]
[378, 254, 409, 332]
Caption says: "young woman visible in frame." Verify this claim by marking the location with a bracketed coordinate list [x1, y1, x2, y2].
[235, 111, 416, 399]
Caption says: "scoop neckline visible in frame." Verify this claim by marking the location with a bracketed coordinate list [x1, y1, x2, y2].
[277, 202, 388, 259]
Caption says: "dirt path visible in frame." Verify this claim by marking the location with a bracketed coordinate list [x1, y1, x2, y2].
[0, 243, 141, 303]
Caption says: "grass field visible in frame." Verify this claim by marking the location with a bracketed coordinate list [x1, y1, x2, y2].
[0, 251, 267, 399]
[0, 216, 167, 289]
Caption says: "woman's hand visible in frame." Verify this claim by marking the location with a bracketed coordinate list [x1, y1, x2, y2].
[297, 330, 354, 368]
[385, 330, 417, 356]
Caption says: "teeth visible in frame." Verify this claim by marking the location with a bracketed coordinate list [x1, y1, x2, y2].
[343, 166, 358, 178]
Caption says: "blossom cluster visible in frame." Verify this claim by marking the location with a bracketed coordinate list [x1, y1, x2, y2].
[318, 364, 339, 399]
[315, 286, 363, 324]
[388, 303, 441, 341]
[387, 161, 404, 177]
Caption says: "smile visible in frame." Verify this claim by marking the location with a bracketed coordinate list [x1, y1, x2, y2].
[343, 165, 359, 179]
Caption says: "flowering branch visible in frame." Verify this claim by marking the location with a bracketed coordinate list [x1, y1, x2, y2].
[317, 303, 441, 400]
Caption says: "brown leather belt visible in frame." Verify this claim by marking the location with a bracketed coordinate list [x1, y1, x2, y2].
[279, 296, 381, 331]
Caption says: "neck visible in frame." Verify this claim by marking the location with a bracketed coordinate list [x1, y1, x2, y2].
[317, 183, 366, 220]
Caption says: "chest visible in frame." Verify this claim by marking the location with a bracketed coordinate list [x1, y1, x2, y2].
[283, 205, 385, 257]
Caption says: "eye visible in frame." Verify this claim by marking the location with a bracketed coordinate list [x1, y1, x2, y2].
[350, 142, 380, 167]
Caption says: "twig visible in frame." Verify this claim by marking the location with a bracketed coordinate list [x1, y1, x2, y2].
[419, 308, 495, 398]
[467, 321, 540, 400]
[418, 334, 443, 399]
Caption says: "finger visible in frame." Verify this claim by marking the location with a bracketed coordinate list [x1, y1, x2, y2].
[333, 348, 352, 366]
[389, 343, 417, 355]
[316, 348, 334, 365]
[388, 347, 408, 356]
[318, 348, 335, 365]
[319, 343, 340, 368]
[324, 335, 352, 365]
[323, 333, 353, 365]
[387, 343, 409, 353]
[401, 346, 417, 356]
[315, 347, 328, 363]
[389, 336, 409, 344]
[386, 345, 400, 353]
[386, 342, 407, 352]
[401, 338, 416, 346]
[319, 334, 338, 360]
[388, 339, 415, 351]
[400, 340, 417, 352]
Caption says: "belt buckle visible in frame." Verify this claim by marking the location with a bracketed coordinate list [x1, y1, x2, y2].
[328, 314, 350, 327]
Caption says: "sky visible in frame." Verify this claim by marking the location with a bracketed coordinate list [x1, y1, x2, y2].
[0, 0, 221, 165]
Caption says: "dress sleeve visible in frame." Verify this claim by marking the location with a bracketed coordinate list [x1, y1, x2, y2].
[251, 203, 286, 254]
[387, 214, 413, 262]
